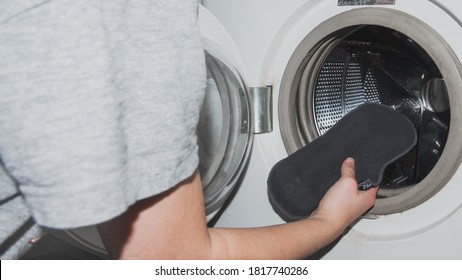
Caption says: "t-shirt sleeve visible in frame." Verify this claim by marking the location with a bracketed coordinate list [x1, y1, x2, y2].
[0, 0, 206, 229]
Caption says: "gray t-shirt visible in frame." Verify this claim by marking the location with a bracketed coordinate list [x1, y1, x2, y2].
[0, 0, 205, 259]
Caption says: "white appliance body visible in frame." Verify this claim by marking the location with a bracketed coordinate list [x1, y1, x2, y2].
[205, 0, 462, 259]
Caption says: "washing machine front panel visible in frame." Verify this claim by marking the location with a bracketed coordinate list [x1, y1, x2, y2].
[208, 0, 462, 259]
[202, 0, 309, 86]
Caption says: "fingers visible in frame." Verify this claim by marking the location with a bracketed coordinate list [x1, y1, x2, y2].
[363, 185, 379, 207]
[365, 185, 379, 196]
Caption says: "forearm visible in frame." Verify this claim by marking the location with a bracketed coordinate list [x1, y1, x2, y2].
[207, 217, 343, 259]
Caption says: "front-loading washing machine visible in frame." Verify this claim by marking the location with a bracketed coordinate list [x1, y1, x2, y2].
[54, 0, 462, 259]
[203, 0, 462, 259]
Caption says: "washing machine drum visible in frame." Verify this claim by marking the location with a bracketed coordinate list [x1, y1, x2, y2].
[290, 26, 450, 213]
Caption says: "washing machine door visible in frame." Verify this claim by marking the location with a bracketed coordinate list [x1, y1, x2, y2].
[195, 5, 256, 219]
[199, 51, 253, 219]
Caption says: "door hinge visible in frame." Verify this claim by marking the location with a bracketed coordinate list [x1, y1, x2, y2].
[250, 86, 273, 134]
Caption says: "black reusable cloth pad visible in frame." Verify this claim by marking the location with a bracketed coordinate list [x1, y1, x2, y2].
[267, 103, 417, 221]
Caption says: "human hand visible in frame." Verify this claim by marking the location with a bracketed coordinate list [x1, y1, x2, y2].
[310, 157, 378, 235]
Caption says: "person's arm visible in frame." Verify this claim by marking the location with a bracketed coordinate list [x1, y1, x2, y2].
[98, 158, 377, 259]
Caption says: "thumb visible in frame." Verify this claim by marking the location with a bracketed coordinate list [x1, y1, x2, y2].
[339, 157, 357, 184]
[341, 157, 377, 208]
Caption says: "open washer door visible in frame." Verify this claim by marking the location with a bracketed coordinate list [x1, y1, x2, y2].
[199, 51, 252, 220]
[64, 6, 253, 256]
